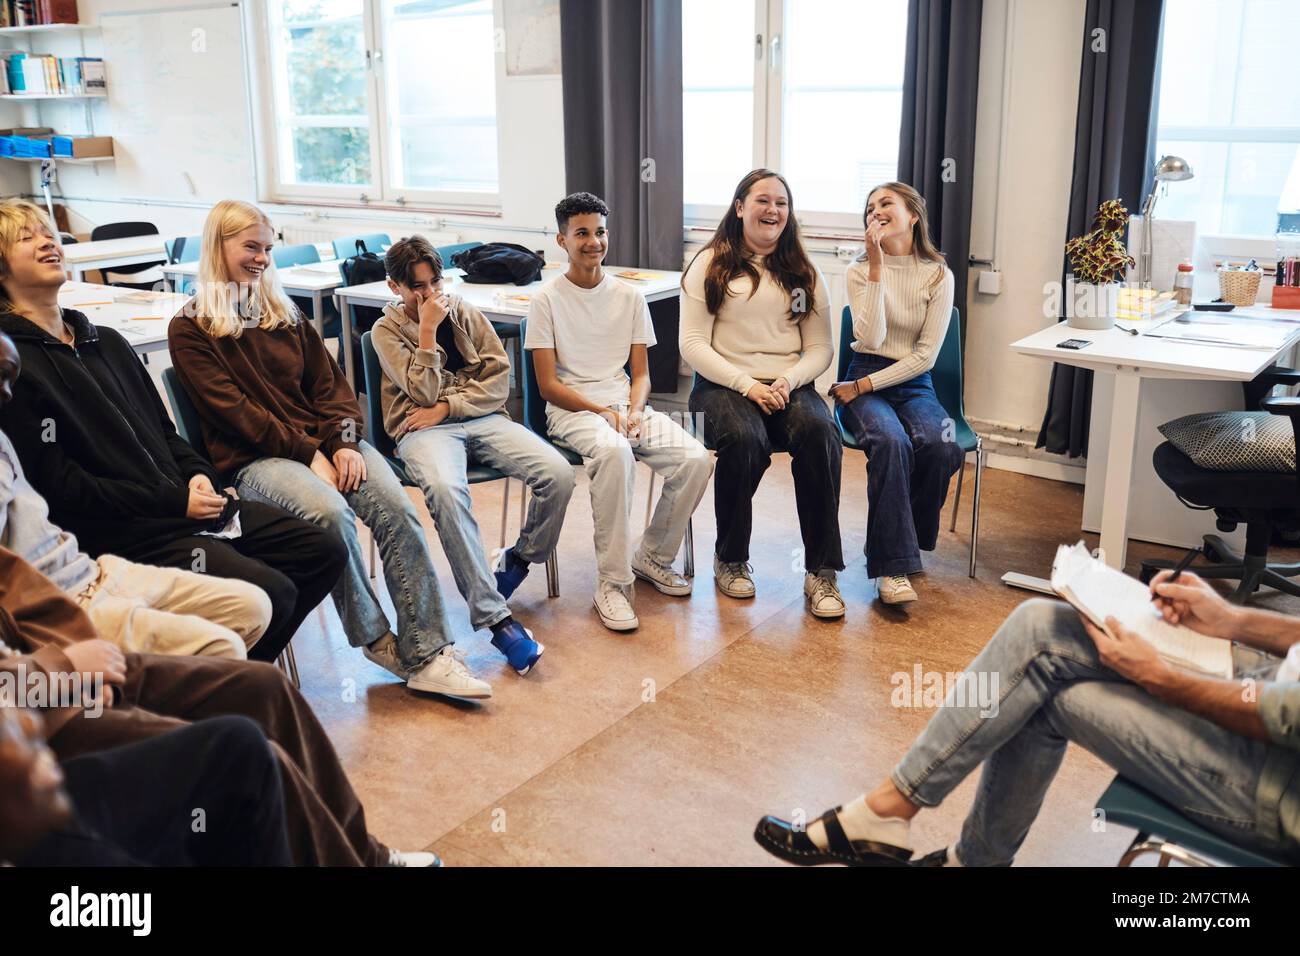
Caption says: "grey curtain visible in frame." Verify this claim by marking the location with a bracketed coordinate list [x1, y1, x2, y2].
[897, 0, 983, 347]
[1036, 0, 1165, 458]
[559, 0, 683, 391]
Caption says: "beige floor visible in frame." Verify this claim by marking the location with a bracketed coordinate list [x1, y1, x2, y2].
[287, 454, 1300, 866]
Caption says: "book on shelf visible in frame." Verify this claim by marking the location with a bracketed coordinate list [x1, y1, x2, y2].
[2, 53, 101, 95]
[2, 0, 77, 26]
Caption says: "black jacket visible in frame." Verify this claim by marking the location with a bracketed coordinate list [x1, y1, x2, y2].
[0, 308, 222, 559]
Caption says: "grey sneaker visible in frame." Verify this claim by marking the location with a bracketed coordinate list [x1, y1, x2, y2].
[878, 574, 918, 605]
[362, 632, 407, 680]
[593, 580, 639, 631]
[631, 548, 692, 596]
[406, 646, 493, 700]
[714, 556, 756, 599]
[804, 570, 846, 618]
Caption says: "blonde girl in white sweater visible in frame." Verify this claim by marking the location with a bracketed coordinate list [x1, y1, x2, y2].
[828, 182, 962, 605]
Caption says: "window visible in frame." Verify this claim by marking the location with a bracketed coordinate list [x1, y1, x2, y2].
[682, 0, 909, 227]
[1154, 0, 1300, 237]
[265, 0, 500, 205]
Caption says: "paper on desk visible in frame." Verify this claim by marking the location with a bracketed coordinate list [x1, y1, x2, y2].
[1050, 543, 1233, 678]
[1145, 311, 1300, 350]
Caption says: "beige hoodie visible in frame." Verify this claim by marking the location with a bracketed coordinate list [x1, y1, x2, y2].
[371, 293, 512, 441]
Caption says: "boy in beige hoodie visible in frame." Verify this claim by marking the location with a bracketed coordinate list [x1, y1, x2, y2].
[371, 236, 575, 675]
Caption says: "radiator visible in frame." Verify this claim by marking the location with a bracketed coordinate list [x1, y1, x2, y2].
[280, 223, 462, 250]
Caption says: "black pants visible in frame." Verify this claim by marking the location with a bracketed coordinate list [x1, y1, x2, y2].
[123, 500, 347, 662]
[690, 377, 844, 572]
[20, 716, 292, 866]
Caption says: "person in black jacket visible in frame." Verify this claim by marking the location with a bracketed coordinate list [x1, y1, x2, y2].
[0, 199, 345, 663]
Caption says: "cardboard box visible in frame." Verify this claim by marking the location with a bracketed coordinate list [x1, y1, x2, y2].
[35, 134, 113, 158]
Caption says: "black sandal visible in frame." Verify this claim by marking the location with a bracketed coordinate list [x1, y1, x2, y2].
[753, 807, 913, 866]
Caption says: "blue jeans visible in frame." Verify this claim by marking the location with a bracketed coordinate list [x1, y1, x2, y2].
[235, 441, 452, 670]
[892, 599, 1299, 865]
[398, 414, 576, 630]
[839, 354, 964, 577]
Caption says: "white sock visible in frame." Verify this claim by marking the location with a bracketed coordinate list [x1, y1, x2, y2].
[806, 795, 911, 852]
[946, 845, 963, 867]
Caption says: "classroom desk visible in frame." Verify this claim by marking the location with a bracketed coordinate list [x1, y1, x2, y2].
[332, 267, 684, 385]
[161, 260, 343, 333]
[63, 235, 169, 282]
[59, 280, 191, 356]
[1010, 306, 1300, 573]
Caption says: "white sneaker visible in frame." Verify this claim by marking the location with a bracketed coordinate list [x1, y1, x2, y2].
[713, 556, 756, 599]
[362, 632, 407, 680]
[406, 645, 493, 699]
[387, 848, 442, 867]
[878, 574, 918, 605]
[593, 580, 639, 631]
[804, 570, 846, 618]
[631, 549, 692, 596]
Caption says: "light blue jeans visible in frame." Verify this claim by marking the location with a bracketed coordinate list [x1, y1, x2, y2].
[893, 598, 1296, 865]
[397, 414, 575, 631]
[235, 440, 452, 670]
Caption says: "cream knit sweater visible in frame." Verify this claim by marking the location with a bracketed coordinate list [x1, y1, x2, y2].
[846, 252, 954, 392]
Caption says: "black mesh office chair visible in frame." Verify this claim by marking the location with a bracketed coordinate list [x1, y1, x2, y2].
[1141, 365, 1300, 602]
[89, 221, 167, 289]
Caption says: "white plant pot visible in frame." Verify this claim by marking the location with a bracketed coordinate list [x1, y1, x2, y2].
[1065, 278, 1119, 330]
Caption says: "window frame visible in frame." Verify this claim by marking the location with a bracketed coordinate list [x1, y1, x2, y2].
[259, 0, 504, 211]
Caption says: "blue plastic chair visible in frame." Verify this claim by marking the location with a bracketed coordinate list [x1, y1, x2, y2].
[359, 331, 558, 594]
[332, 233, 390, 261]
[160, 366, 300, 687]
[1096, 776, 1289, 867]
[834, 305, 983, 577]
[522, 319, 693, 577]
[165, 234, 202, 294]
[272, 243, 321, 269]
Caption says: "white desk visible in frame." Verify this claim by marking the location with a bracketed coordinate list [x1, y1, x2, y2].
[161, 260, 343, 333]
[333, 266, 684, 384]
[63, 236, 169, 282]
[1010, 307, 1300, 570]
[59, 281, 191, 356]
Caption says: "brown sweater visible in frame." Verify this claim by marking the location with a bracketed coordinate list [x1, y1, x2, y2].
[168, 312, 364, 479]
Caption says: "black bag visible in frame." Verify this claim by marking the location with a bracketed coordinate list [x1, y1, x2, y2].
[337, 240, 388, 393]
[452, 242, 544, 286]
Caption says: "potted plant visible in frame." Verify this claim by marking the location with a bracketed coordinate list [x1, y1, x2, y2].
[1064, 198, 1134, 330]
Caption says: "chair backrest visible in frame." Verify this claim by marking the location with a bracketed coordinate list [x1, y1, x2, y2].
[332, 233, 390, 261]
[161, 366, 207, 457]
[170, 235, 202, 264]
[273, 243, 321, 269]
[518, 318, 550, 439]
[435, 241, 483, 268]
[90, 221, 159, 242]
[837, 305, 967, 427]
[359, 331, 397, 459]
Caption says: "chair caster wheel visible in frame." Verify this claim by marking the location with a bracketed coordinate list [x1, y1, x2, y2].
[1139, 564, 1157, 584]
[1203, 543, 1223, 564]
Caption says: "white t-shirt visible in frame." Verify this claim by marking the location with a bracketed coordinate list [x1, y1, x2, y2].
[524, 272, 656, 409]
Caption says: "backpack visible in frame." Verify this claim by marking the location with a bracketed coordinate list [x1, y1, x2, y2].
[452, 242, 544, 286]
[337, 240, 389, 392]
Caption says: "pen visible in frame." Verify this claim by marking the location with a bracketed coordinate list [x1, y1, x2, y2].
[1167, 545, 1202, 583]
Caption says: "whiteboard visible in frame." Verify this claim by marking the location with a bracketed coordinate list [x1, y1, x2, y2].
[99, 2, 255, 203]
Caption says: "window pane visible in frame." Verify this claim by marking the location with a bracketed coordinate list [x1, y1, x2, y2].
[382, 0, 499, 194]
[781, 0, 908, 215]
[269, 0, 372, 187]
[683, 0, 755, 206]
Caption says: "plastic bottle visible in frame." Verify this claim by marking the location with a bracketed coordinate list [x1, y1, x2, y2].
[1173, 259, 1194, 305]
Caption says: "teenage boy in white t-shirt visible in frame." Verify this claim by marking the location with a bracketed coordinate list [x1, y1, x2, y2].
[524, 192, 714, 631]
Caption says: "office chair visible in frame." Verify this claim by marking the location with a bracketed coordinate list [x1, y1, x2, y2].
[332, 233, 390, 261]
[833, 306, 983, 577]
[1141, 365, 1300, 602]
[160, 366, 301, 688]
[90, 221, 167, 289]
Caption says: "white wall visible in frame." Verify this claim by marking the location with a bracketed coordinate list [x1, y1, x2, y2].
[964, 0, 1086, 445]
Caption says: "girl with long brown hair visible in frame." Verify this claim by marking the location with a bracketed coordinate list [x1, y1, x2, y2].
[680, 169, 845, 619]
[828, 182, 961, 605]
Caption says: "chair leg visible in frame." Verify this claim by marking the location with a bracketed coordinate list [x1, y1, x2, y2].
[683, 517, 695, 578]
[519, 479, 527, 535]
[968, 439, 984, 579]
[545, 551, 559, 598]
[368, 532, 377, 581]
[949, 454, 966, 533]
[645, 469, 656, 530]
[277, 642, 301, 689]
[499, 477, 511, 553]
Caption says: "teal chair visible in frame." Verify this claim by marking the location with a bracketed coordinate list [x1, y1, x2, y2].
[520, 319, 693, 579]
[272, 243, 321, 269]
[1096, 776, 1289, 867]
[165, 234, 202, 294]
[332, 233, 390, 261]
[834, 306, 983, 578]
[359, 331, 559, 593]
[159, 366, 301, 688]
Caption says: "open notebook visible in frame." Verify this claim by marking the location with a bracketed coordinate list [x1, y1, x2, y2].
[1050, 543, 1233, 678]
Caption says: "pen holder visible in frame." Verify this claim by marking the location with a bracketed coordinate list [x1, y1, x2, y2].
[1218, 269, 1261, 306]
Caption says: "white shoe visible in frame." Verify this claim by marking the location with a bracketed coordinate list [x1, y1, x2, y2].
[804, 570, 846, 619]
[387, 848, 442, 867]
[878, 574, 918, 605]
[713, 556, 756, 599]
[406, 646, 493, 699]
[593, 580, 639, 631]
[631, 549, 692, 596]
[362, 632, 407, 680]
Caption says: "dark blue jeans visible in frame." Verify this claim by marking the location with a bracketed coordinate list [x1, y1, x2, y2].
[690, 377, 844, 573]
[839, 354, 964, 577]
